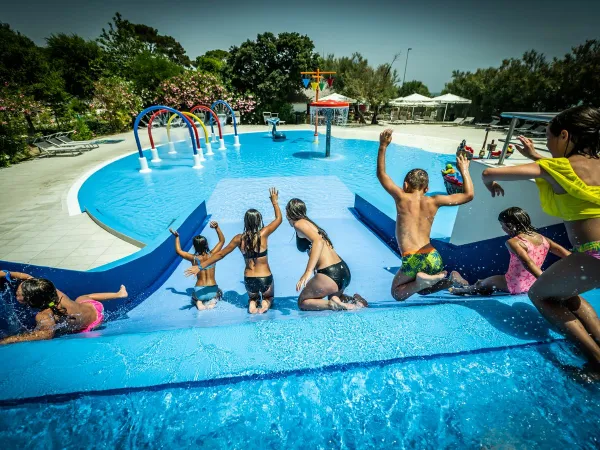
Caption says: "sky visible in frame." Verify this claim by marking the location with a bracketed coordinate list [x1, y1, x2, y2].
[2, 0, 599, 92]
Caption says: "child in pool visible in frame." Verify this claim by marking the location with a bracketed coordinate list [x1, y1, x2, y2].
[450, 207, 571, 296]
[170, 221, 225, 310]
[377, 129, 475, 300]
[0, 271, 127, 344]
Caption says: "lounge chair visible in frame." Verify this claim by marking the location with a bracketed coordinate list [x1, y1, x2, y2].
[34, 141, 84, 158]
[55, 132, 99, 149]
[510, 122, 536, 134]
[270, 112, 285, 125]
[45, 137, 94, 151]
[263, 112, 271, 125]
[474, 118, 503, 129]
[461, 117, 475, 126]
[443, 117, 465, 126]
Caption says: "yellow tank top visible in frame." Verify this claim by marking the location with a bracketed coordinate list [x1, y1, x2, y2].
[535, 157, 600, 221]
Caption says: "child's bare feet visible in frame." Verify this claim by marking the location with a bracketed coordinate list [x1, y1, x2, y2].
[416, 271, 447, 288]
[352, 294, 369, 308]
[195, 300, 206, 310]
[450, 271, 469, 287]
[249, 300, 259, 314]
[117, 285, 128, 298]
[330, 295, 362, 310]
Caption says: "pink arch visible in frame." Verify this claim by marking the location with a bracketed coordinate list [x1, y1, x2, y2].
[147, 109, 201, 150]
[190, 105, 223, 139]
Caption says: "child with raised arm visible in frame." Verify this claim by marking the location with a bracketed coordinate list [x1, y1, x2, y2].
[169, 221, 225, 310]
[376, 129, 474, 301]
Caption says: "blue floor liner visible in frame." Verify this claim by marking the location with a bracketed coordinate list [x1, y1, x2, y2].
[0, 176, 597, 402]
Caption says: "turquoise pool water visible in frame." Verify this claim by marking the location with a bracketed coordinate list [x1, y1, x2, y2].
[78, 130, 457, 243]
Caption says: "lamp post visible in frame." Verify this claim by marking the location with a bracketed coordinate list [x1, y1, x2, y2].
[402, 48, 412, 86]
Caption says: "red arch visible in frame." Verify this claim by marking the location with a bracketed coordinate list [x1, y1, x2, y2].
[147, 109, 201, 149]
[190, 105, 223, 139]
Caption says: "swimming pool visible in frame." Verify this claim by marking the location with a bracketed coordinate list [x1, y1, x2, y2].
[2, 129, 599, 447]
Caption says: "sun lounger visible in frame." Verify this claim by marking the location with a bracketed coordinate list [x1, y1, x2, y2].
[443, 117, 465, 126]
[55, 133, 99, 149]
[45, 137, 94, 151]
[34, 140, 84, 158]
[461, 117, 475, 126]
[263, 112, 271, 125]
[474, 118, 503, 129]
[509, 122, 536, 134]
[522, 124, 547, 136]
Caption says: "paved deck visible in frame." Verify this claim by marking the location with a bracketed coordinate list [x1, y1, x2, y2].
[0, 123, 511, 270]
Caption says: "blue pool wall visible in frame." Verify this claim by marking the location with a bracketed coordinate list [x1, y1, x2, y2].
[0, 201, 208, 335]
[353, 194, 570, 281]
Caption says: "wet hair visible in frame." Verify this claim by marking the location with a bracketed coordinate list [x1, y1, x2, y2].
[192, 235, 209, 255]
[548, 105, 600, 158]
[498, 207, 537, 236]
[404, 169, 429, 192]
[242, 209, 264, 260]
[286, 198, 333, 250]
[20, 278, 69, 321]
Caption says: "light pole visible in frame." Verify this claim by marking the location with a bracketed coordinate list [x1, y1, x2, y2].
[402, 48, 412, 86]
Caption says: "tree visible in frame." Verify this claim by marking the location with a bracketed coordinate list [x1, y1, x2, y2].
[98, 12, 191, 73]
[397, 80, 431, 97]
[194, 56, 223, 74]
[156, 71, 256, 116]
[91, 76, 142, 132]
[46, 33, 103, 99]
[127, 51, 183, 103]
[226, 32, 319, 112]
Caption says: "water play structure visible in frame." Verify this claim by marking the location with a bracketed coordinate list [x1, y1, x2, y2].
[210, 100, 240, 147]
[134, 105, 200, 173]
[309, 100, 349, 157]
[267, 117, 286, 141]
[190, 105, 226, 150]
[167, 111, 213, 158]
[301, 68, 336, 143]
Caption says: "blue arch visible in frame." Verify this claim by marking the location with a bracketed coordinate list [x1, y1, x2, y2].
[210, 100, 238, 136]
[134, 105, 198, 157]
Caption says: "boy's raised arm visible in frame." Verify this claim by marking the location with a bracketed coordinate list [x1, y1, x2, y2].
[377, 129, 403, 200]
[434, 154, 475, 206]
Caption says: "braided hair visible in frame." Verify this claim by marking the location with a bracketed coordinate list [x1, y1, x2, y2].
[20, 278, 69, 323]
[549, 105, 600, 158]
[286, 198, 334, 251]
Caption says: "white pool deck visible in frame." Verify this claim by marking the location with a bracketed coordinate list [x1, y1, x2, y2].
[0, 123, 521, 271]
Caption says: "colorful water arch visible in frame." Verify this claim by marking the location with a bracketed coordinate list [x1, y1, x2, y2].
[134, 105, 200, 173]
[146, 109, 175, 154]
[167, 112, 214, 157]
[190, 105, 226, 150]
[210, 100, 241, 147]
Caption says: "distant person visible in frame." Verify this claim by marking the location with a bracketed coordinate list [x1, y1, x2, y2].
[376, 129, 474, 301]
[450, 207, 570, 296]
[481, 105, 600, 368]
[170, 221, 225, 310]
[185, 188, 282, 314]
[286, 198, 368, 311]
[0, 271, 127, 344]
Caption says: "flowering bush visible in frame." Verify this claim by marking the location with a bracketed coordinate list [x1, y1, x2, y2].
[156, 71, 256, 122]
[91, 77, 142, 132]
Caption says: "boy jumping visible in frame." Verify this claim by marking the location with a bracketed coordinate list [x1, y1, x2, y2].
[377, 129, 474, 301]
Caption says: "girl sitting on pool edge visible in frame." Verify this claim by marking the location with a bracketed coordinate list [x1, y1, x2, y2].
[170, 221, 225, 310]
[0, 270, 127, 344]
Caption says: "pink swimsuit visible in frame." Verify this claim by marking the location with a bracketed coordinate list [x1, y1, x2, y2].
[505, 235, 549, 295]
[78, 299, 104, 332]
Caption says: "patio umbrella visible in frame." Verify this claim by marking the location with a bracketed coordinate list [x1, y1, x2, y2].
[431, 93, 472, 121]
[320, 93, 358, 103]
[389, 93, 435, 118]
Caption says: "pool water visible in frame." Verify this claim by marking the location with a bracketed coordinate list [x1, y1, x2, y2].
[78, 130, 457, 243]
[2, 343, 599, 449]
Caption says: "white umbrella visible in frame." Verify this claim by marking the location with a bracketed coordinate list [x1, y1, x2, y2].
[389, 93, 435, 118]
[431, 93, 472, 121]
[319, 93, 358, 103]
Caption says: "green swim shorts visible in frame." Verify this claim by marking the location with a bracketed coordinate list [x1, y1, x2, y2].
[399, 246, 444, 278]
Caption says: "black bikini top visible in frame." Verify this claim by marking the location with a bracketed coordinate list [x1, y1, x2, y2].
[296, 235, 312, 253]
[244, 248, 268, 259]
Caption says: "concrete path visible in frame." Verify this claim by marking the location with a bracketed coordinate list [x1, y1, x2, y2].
[0, 123, 509, 270]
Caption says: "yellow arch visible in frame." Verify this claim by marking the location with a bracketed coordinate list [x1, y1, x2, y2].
[166, 112, 210, 145]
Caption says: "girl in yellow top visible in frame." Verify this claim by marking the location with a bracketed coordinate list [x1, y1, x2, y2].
[482, 105, 600, 369]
